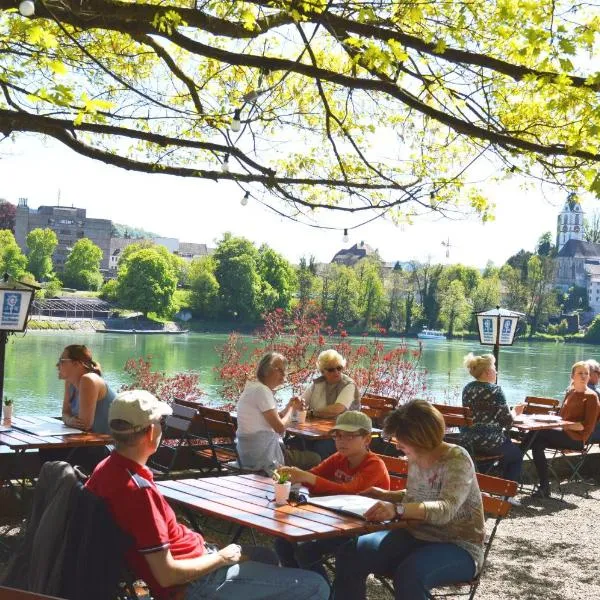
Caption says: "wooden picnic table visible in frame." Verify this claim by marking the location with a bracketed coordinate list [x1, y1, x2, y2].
[0, 414, 112, 450]
[158, 473, 404, 542]
[286, 416, 382, 440]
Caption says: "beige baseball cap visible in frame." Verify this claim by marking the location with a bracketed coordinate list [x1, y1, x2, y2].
[109, 389, 172, 432]
[330, 410, 372, 433]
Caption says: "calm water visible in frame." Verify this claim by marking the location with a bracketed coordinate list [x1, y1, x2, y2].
[3, 332, 596, 416]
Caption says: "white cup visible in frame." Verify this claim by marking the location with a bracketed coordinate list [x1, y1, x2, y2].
[274, 481, 292, 506]
[295, 410, 307, 424]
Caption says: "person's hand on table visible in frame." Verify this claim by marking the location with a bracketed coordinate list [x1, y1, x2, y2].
[277, 466, 315, 485]
[217, 544, 242, 566]
[364, 500, 396, 522]
[63, 415, 87, 430]
[360, 486, 391, 501]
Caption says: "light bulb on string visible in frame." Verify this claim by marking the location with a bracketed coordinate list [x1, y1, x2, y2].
[343, 229, 349, 243]
[222, 153, 230, 173]
[231, 109, 241, 133]
[241, 191, 250, 206]
[19, 0, 35, 16]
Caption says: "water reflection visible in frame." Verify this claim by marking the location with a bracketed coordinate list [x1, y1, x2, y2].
[5, 332, 591, 416]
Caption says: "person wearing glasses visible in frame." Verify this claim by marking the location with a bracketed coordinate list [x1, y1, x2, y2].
[58, 344, 116, 434]
[333, 400, 485, 600]
[273, 411, 390, 585]
[86, 390, 329, 600]
[236, 352, 320, 473]
[300, 349, 360, 418]
[292, 349, 360, 459]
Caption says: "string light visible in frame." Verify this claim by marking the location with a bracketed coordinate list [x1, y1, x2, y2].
[343, 228, 349, 243]
[231, 109, 241, 132]
[241, 191, 250, 206]
[222, 153, 230, 173]
[19, 0, 35, 16]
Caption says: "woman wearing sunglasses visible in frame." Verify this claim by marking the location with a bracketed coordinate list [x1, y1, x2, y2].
[300, 349, 360, 418]
[275, 411, 390, 585]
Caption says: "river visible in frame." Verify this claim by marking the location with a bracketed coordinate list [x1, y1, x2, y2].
[3, 331, 597, 416]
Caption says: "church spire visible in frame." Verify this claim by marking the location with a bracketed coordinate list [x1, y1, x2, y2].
[557, 193, 584, 252]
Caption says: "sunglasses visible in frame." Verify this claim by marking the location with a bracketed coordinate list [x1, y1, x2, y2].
[325, 366, 343, 373]
[331, 432, 363, 440]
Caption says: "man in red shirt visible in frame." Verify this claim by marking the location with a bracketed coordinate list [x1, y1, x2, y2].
[86, 389, 328, 600]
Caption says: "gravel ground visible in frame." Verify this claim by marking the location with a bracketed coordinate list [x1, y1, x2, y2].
[2, 481, 598, 599]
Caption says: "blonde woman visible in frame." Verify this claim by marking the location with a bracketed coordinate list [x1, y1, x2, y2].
[462, 353, 522, 483]
[301, 349, 360, 418]
[295, 349, 360, 459]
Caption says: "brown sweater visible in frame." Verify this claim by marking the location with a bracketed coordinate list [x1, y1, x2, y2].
[560, 390, 599, 442]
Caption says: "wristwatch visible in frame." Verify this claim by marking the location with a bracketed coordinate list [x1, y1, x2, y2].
[395, 503, 405, 519]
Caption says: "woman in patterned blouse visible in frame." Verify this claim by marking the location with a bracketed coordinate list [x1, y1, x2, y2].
[461, 353, 523, 483]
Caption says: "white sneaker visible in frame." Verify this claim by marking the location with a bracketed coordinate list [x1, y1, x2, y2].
[507, 496, 521, 506]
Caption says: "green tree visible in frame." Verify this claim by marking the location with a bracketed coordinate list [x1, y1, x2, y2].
[325, 264, 360, 326]
[257, 245, 296, 311]
[536, 232, 556, 257]
[213, 234, 263, 321]
[439, 280, 471, 336]
[1, 2, 599, 221]
[0, 201, 16, 232]
[525, 255, 558, 335]
[26, 228, 57, 281]
[355, 258, 386, 328]
[119, 241, 185, 285]
[499, 265, 529, 311]
[411, 262, 444, 328]
[585, 315, 600, 342]
[116, 248, 177, 317]
[0, 229, 28, 279]
[297, 256, 317, 308]
[440, 264, 481, 297]
[584, 211, 600, 244]
[63, 238, 103, 290]
[559, 285, 589, 312]
[188, 256, 220, 318]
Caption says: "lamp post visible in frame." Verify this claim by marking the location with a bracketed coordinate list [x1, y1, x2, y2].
[0, 274, 36, 421]
[475, 306, 523, 377]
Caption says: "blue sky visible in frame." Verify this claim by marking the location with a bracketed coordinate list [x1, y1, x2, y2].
[1, 133, 598, 267]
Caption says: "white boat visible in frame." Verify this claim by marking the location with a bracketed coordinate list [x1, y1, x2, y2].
[417, 328, 447, 340]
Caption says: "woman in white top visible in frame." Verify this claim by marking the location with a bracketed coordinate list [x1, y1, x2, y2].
[236, 352, 320, 473]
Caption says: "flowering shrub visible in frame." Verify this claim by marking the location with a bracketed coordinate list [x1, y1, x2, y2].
[217, 304, 427, 404]
[121, 356, 204, 405]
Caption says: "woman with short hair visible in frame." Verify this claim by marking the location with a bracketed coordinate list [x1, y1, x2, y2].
[236, 352, 320, 473]
[333, 400, 485, 600]
[301, 349, 360, 418]
[461, 352, 523, 483]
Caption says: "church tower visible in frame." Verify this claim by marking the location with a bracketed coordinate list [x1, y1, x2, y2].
[556, 193, 584, 252]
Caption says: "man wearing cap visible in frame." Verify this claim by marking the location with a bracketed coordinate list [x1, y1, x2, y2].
[273, 411, 390, 583]
[85, 389, 328, 600]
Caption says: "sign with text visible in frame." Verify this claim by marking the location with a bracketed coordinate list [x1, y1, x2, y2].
[0, 289, 33, 331]
[477, 315, 497, 344]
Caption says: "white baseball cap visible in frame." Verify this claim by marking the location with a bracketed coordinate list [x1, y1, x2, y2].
[109, 389, 172, 432]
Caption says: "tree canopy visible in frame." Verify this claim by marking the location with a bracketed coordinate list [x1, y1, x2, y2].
[26, 227, 57, 281]
[63, 237, 104, 290]
[1, 1, 599, 225]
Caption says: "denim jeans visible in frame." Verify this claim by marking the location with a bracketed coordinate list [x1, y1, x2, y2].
[274, 536, 348, 584]
[479, 436, 523, 482]
[525, 429, 583, 489]
[184, 546, 329, 600]
[332, 529, 476, 600]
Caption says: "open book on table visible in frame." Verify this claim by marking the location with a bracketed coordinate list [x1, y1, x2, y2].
[308, 494, 380, 519]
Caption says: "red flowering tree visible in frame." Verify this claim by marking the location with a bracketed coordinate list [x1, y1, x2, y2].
[121, 356, 204, 405]
[217, 304, 427, 404]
